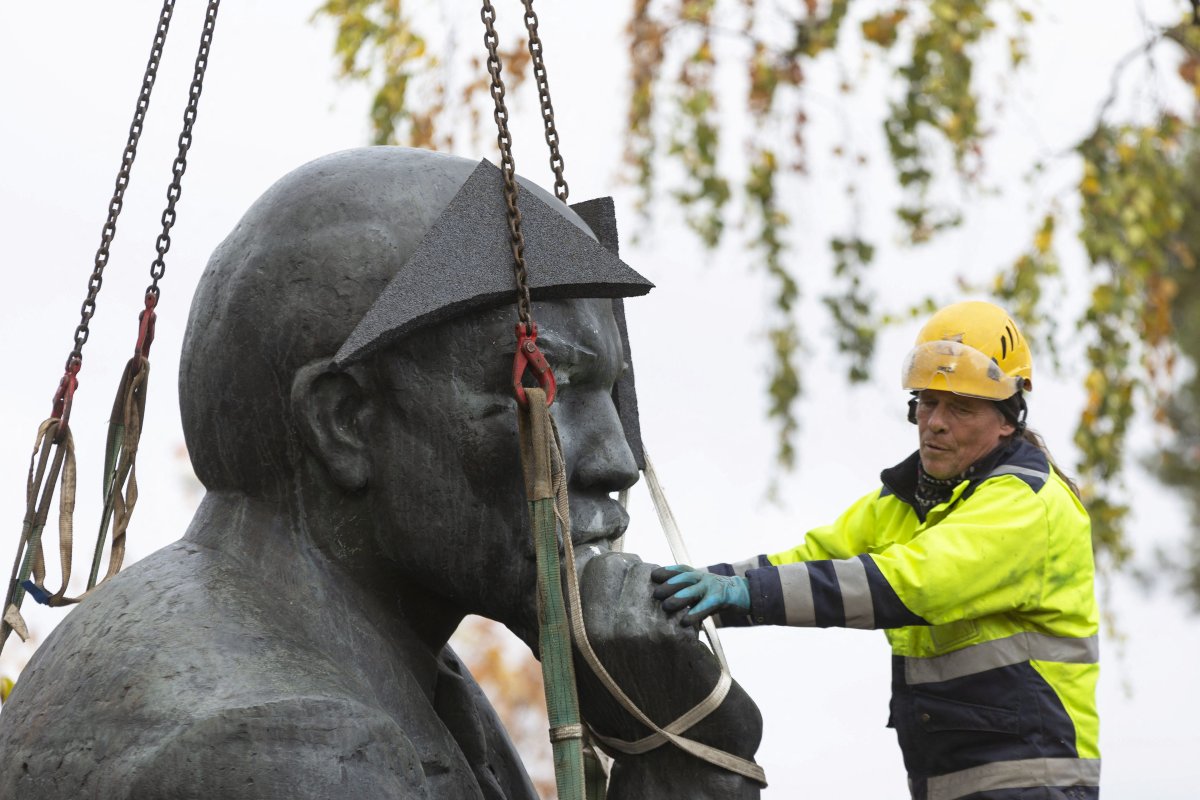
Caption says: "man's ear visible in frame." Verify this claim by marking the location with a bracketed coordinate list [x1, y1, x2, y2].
[291, 359, 374, 491]
[996, 409, 1017, 439]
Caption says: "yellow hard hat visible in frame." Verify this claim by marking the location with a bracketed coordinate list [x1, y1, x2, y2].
[901, 301, 1032, 400]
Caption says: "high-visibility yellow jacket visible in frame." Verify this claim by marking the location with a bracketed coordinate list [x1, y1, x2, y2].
[709, 438, 1100, 800]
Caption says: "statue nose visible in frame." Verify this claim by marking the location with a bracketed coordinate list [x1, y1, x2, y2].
[556, 392, 639, 494]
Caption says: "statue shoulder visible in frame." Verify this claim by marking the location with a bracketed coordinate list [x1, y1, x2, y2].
[125, 696, 428, 799]
[438, 646, 541, 799]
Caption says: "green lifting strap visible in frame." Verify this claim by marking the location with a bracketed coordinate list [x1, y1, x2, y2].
[517, 386, 591, 800]
[516, 385, 767, 793]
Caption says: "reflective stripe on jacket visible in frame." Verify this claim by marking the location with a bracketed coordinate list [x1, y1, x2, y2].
[709, 438, 1100, 800]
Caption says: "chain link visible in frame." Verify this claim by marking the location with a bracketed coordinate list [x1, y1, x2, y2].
[68, 0, 178, 369]
[480, 0, 533, 328]
[520, 0, 569, 203]
[146, 0, 220, 299]
[479, 0, 571, 326]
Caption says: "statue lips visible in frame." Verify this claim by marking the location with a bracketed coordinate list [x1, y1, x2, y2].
[567, 494, 629, 575]
[572, 493, 628, 543]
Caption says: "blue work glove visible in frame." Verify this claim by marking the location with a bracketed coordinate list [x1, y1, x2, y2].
[650, 565, 750, 627]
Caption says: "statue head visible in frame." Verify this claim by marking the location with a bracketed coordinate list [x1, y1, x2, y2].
[180, 147, 651, 638]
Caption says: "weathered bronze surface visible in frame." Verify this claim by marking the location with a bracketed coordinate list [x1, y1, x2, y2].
[0, 147, 761, 799]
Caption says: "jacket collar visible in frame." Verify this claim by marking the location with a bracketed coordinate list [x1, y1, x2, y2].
[881, 436, 1028, 518]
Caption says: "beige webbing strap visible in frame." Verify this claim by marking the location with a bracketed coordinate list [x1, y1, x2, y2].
[3, 421, 55, 643]
[641, 451, 729, 670]
[586, 670, 733, 756]
[3, 419, 75, 644]
[29, 420, 79, 606]
[26, 420, 58, 595]
[2, 604, 29, 643]
[95, 357, 150, 586]
[538, 409, 767, 786]
[16, 359, 148, 615]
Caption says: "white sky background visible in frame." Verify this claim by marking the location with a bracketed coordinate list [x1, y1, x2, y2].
[1, 1, 1198, 797]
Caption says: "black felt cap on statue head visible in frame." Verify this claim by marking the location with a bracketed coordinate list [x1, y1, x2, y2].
[570, 196, 647, 471]
[184, 147, 653, 491]
[333, 159, 654, 368]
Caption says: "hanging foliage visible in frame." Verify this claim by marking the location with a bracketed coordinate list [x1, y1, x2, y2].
[1147, 130, 1200, 607]
[313, 1, 1200, 598]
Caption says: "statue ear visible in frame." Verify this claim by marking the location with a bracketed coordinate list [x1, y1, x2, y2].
[291, 359, 374, 491]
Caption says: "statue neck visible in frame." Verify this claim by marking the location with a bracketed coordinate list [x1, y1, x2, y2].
[184, 490, 463, 702]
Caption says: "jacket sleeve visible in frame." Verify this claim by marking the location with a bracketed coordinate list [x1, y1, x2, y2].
[740, 476, 1048, 629]
[706, 488, 884, 580]
[705, 489, 886, 628]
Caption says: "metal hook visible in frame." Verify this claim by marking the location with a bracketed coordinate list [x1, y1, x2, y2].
[513, 322, 556, 407]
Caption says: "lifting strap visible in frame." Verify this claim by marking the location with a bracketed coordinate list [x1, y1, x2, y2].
[2, 420, 76, 644]
[641, 451, 730, 670]
[517, 388, 589, 800]
[518, 389, 768, 788]
[90, 354, 151, 590]
[0, 0, 221, 657]
[480, 0, 763, 789]
[478, 5, 604, 792]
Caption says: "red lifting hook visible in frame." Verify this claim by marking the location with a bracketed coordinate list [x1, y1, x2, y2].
[134, 292, 158, 361]
[50, 357, 82, 434]
[512, 322, 556, 407]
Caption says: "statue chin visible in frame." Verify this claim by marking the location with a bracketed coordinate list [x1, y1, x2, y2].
[571, 551, 764, 799]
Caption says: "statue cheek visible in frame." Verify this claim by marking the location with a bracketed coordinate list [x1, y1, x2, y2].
[454, 414, 525, 504]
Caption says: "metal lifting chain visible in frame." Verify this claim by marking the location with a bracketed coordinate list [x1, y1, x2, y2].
[88, 0, 221, 589]
[480, 3, 763, 790]
[519, 0, 569, 203]
[480, 0, 571, 328]
[1, 1, 221, 657]
[481, 4, 588, 797]
[4, 0, 182, 646]
[146, 0, 219, 302]
[480, 0, 533, 329]
[67, 0, 178, 375]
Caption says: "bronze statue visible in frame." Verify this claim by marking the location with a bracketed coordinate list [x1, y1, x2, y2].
[0, 147, 761, 799]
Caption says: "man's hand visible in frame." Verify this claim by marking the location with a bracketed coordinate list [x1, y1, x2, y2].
[650, 566, 750, 627]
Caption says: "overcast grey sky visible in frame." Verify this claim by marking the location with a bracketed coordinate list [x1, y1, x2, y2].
[1, 1, 1198, 796]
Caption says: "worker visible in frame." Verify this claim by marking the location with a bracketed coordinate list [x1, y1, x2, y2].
[652, 300, 1100, 800]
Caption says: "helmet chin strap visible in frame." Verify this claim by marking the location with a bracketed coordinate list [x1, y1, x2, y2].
[996, 391, 1028, 434]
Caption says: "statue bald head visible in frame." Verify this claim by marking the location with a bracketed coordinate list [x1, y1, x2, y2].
[180, 147, 650, 496]
[182, 148, 458, 493]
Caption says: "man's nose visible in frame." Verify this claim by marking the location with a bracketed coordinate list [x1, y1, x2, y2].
[555, 391, 639, 494]
[927, 404, 950, 431]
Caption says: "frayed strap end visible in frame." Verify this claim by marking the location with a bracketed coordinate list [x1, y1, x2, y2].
[3, 604, 29, 642]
